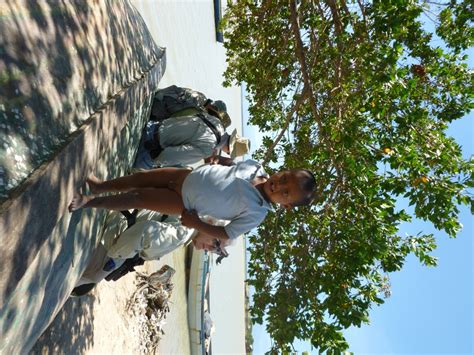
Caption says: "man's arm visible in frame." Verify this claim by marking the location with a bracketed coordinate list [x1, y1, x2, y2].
[215, 156, 235, 166]
[204, 152, 235, 166]
[181, 210, 230, 241]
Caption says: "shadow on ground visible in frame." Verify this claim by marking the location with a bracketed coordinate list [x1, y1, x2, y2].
[30, 295, 96, 354]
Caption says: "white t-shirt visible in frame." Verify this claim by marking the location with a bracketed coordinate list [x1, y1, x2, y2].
[181, 160, 272, 239]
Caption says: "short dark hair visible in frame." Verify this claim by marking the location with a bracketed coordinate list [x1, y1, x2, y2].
[291, 169, 317, 207]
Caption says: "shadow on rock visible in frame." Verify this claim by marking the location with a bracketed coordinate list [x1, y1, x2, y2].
[0, 0, 161, 201]
[30, 295, 96, 354]
[0, 0, 165, 353]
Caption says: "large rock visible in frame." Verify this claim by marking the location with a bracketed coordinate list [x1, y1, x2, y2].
[0, 0, 165, 352]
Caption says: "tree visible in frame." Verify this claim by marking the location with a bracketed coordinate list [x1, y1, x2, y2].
[222, 0, 473, 352]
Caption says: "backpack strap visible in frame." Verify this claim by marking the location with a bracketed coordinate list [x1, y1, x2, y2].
[120, 209, 139, 229]
[105, 253, 145, 281]
[120, 209, 168, 227]
[197, 113, 222, 145]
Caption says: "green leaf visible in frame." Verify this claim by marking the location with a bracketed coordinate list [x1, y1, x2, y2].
[223, 0, 474, 352]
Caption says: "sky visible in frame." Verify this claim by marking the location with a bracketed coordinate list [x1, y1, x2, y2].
[343, 113, 473, 354]
[245, 52, 473, 355]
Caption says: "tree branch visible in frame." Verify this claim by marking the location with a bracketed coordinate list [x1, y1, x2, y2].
[357, 0, 367, 28]
[289, 0, 322, 123]
[262, 90, 306, 165]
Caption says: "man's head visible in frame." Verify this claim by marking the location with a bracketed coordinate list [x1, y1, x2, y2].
[206, 100, 232, 128]
[193, 236, 232, 252]
[193, 238, 214, 251]
[263, 169, 316, 209]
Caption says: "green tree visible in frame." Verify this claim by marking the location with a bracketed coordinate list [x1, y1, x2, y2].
[222, 0, 473, 352]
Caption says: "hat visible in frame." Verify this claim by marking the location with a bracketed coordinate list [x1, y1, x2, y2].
[207, 100, 232, 128]
[212, 100, 227, 112]
[228, 129, 250, 158]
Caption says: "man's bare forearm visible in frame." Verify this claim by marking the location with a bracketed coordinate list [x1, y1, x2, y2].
[194, 220, 230, 241]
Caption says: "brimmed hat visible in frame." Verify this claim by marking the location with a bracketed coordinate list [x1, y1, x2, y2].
[207, 100, 232, 129]
[228, 129, 250, 158]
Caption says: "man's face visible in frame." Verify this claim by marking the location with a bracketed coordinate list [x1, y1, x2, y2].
[263, 170, 308, 208]
[193, 238, 215, 251]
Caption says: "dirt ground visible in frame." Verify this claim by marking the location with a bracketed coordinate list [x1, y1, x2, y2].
[31, 247, 190, 355]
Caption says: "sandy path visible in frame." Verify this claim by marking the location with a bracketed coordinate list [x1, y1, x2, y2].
[32, 248, 189, 354]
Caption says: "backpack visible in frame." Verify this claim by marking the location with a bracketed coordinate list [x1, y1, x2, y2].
[150, 85, 210, 121]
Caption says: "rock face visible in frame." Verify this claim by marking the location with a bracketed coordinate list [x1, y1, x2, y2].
[0, 0, 162, 201]
[0, 0, 166, 352]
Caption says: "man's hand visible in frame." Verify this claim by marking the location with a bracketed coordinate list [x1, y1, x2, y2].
[204, 154, 219, 165]
[182, 210, 230, 241]
[181, 209, 202, 229]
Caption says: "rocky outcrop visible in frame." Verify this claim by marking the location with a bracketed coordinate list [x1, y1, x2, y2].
[0, 1, 166, 352]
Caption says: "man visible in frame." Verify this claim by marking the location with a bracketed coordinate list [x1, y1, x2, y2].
[73, 210, 195, 290]
[72, 209, 229, 295]
[134, 99, 249, 169]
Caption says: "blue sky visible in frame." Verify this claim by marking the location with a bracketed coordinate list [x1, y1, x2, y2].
[343, 112, 473, 354]
[245, 53, 473, 355]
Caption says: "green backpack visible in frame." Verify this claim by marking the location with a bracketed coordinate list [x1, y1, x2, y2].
[149, 85, 210, 121]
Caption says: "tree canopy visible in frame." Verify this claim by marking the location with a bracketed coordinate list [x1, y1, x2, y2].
[222, 0, 473, 352]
